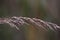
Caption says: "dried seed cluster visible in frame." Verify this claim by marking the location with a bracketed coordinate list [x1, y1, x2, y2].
[0, 16, 60, 31]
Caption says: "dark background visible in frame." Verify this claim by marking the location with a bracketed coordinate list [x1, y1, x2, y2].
[0, 0, 60, 40]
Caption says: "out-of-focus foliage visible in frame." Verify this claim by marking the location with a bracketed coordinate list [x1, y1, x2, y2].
[0, 0, 60, 40]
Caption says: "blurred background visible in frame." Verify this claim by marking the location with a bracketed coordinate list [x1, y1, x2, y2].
[0, 0, 60, 40]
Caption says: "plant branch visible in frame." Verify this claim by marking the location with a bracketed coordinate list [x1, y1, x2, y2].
[0, 16, 60, 31]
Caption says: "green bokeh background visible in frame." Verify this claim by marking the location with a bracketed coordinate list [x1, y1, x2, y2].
[0, 0, 60, 40]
